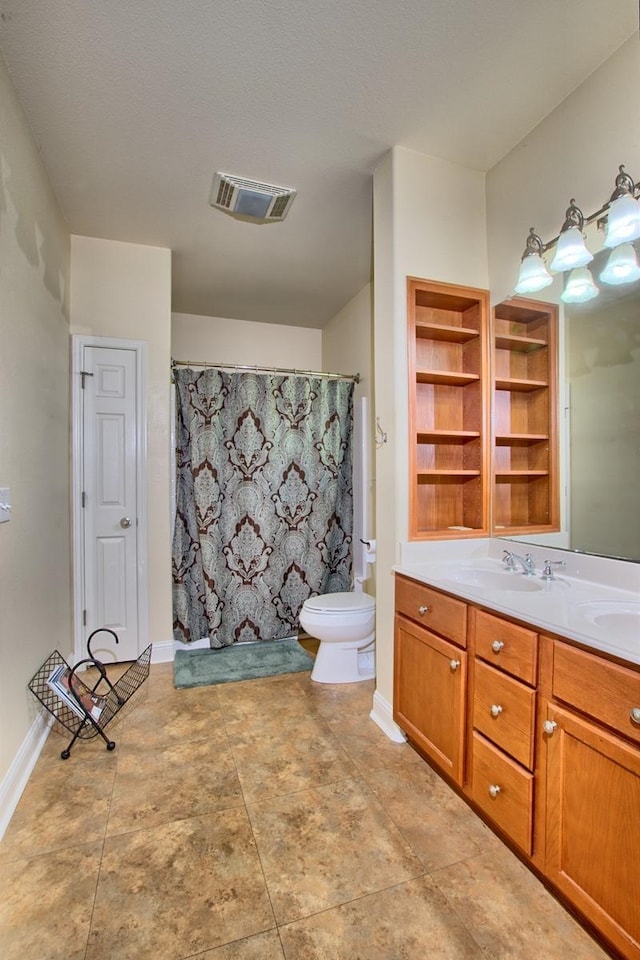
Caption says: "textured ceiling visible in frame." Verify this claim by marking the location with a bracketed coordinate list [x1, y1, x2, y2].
[0, 0, 637, 327]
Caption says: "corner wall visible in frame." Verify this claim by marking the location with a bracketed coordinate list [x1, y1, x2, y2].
[70, 236, 173, 653]
[373, 147, 488, 718]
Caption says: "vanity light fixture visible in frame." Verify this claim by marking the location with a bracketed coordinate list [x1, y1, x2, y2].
[599, 242, 640, 285]
[560, 267, 599, 304]
[513, 164, 640, 300]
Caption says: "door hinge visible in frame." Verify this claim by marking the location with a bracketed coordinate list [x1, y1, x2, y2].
[80, 370, 94, 389]
[81, 491, 86, 508]
[82, 609, 87, 626]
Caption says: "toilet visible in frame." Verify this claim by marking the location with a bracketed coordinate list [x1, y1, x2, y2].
[299, 591, 375, 684]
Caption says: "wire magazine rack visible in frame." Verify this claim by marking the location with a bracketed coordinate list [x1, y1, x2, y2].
[29, 629, 152, 759]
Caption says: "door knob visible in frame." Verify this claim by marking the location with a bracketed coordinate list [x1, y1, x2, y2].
[490, 704, 503, 718]
[491, 640, 505, 653]
[543, 720, 557, 735]
[488, 784, 501, 798]
[630, 707, 640, 726]
[120, 517, 132, 528]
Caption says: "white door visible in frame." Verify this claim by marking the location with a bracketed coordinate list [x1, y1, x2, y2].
[76, 342, 144, 662]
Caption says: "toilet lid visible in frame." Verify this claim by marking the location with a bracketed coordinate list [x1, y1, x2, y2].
[303, 592, 375, 614]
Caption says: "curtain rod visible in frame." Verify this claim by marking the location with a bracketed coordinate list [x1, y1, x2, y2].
[171, 359, 360, 384]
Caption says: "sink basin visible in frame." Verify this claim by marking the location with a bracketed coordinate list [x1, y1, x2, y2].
[443, 568, 543, 592]
[575, 601, 640, 643]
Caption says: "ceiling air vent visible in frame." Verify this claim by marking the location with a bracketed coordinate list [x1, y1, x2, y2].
[209, 172, 296, 222]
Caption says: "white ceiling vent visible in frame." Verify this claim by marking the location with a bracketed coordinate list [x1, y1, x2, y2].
[210, 172, 296, 222]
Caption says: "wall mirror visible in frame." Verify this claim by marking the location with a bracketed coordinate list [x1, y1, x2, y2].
[505, 239, 640, 563]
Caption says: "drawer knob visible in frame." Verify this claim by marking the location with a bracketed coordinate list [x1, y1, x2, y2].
[491, 640, 505, 653]
[418, 605, 430, 616]
[490, 704, 503, 718]
[543, 720, 558, 735]
[630, 707, 640, 726]
[488, 784, 501, 798]
[449, 659, 461, 672]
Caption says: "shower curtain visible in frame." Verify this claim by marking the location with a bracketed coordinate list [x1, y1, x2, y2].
[172, 368, 354, 647]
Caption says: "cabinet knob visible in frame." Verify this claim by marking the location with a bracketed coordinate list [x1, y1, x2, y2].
[488, 784, 501, 798]
[418, 605, 429, 616]
[543, 720, 558, 735]
[490, 704, 503, 718]
[630, 707, 640, 726]
[449, 659, 461, 672]
[491, 640, 505, 653]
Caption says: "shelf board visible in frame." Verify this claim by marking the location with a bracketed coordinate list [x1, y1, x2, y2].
[495, 334, 547, 353]
[495, 377, 548, 392]
[417, 429, 481, 443]
[417, 369, 480, 386]
[417, 470, 481, 481]
[495, 433, 549, 446]
[495, 470, 549, 478]
[416, 321, 479, 343]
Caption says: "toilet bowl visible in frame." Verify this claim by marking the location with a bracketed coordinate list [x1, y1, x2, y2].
[299, 592, 375, 684]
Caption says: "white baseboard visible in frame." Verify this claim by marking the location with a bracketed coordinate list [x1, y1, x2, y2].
[151, 639, 175, 664]
[369, 689, 406, 743]
[0, 712, 51, 842]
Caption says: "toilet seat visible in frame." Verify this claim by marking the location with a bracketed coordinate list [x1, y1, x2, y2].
[302, 592, 375, 615]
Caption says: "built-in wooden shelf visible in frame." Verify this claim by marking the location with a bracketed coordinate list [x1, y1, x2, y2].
[492, 297, 559, 535]
[408, 277, 490, 540]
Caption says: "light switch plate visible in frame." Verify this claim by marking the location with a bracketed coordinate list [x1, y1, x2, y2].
[0, 488, 11, 523]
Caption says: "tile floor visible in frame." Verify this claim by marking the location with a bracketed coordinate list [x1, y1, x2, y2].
[0, 658, 613, 960]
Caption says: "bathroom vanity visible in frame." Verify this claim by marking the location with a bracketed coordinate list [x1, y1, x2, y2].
[394, 540, 640, 960]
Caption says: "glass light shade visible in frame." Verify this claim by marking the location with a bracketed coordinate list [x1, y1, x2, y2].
[604, 193, 640, 247]
[599, 243, 640, 285]
[561, 267, 598, 303]
[550, 227, 593, 272]
[514, 254, 553, 294]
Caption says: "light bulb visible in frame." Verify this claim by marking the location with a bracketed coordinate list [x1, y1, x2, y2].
[561, 267, 598, 303]
[600, 243, 640, 285]
[550, 228, 593, 273]
[514, 254, 553, 294]
[604, 193, 640, 248]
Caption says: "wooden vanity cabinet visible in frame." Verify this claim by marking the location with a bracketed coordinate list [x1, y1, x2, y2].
[394, 575, 467, 784]
[468, 609, 538, 856]
[394, 576, 640, 958]
[541, 637, 640, 960]
[407, 278, 490, 540]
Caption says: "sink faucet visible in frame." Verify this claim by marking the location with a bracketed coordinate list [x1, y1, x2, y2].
[504, 551, 536, 575]
[541, 559, 567, 581]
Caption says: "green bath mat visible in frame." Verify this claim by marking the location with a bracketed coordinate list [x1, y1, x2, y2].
[173, 637, 314, 689]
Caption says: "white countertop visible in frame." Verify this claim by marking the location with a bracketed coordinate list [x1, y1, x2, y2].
[395, 539, 640, 666]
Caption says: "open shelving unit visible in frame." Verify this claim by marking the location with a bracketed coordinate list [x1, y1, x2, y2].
[492, 297, 559, 535]
[408, 277, 490, 539]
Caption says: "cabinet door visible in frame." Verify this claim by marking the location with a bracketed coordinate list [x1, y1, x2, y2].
[394, 614, 466, 784]
[544, 704, 640, 960]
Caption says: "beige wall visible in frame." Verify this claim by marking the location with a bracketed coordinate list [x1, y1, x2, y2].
[172, 312, 322, 368]
[0, 55, 71, 786]
[373, 147, 489, 710]
[70, 236, 173, 651]
[322, 283, 375, 593]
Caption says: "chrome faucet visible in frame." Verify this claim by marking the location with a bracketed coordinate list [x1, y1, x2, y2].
[506, 551, 536, 575]
[541, 559, 567, 581]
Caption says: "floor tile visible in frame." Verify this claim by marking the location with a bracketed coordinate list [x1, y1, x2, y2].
[432, 843, 611, 959]
[327, 713, 425, 774]
[0, 756, 115, 862]
[114, 686, 223, 749]
[190, 929, 285, 958]
[0, 841, 102, 960]
[279, 875, 485, 959]
[106, 732, 243, 836]
[365, 761, 502, 870]
[86, 810, 275, 960]
[228, 715, 357, 802]
[248, 777, 424, 924]
[217, 674, 318, 735]
[296, 675, 376, 719]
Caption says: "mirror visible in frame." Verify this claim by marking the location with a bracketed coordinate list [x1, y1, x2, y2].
[506, 241, 640, 563]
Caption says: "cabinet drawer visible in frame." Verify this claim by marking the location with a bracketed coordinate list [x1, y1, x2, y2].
[473, 660, 535, 770]
[474, 608, 537, 684]
[395, 575, 467, 647]
[551, 640, 640, 746]
[470, 732, 533, 856]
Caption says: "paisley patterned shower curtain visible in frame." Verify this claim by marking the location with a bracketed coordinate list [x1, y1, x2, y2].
[172, 368, 354, 647]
